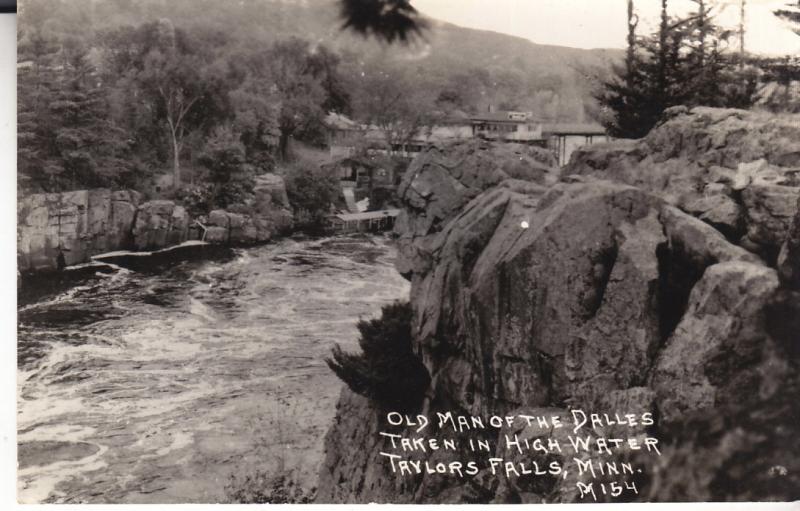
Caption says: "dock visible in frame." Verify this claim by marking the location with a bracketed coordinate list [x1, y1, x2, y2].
[328, 209, 400, 233]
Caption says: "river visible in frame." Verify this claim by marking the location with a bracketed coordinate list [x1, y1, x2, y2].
[16, 235, 410, 504]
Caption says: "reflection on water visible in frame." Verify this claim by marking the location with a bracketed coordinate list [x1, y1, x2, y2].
[17, 235, 409, 503]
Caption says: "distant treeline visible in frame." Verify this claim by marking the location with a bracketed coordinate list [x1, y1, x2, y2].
[17, 0, 602, 197]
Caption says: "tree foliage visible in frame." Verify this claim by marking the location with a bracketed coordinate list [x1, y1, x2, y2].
[326, 301, 430, 412]
[102, 20, 231, 186]
[339, 0, 427, 43]
[267, 38, 328, 160]
[17, 1, 356, 198]
[775, 1, 800, 34]
[225, 471, 315, 504]
[352, 63, 435, 150]
[18, 32, 133, 191]
[17, 0, 617, 200]
[197, 127, 255, 210]
[283, 161, 340, 231]
[596, 0, 758, 139]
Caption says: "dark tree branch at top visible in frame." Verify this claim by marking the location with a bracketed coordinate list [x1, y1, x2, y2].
[775, 1, 800, 35]
[339, 0, 428, 43]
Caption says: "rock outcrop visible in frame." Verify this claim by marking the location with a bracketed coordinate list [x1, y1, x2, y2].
[131, 200, 190, 251]
[394, 139, 558, 277]
[201, 173, 293, 245]
[17, 173, 295, 273]
[565, 107, 800, 263]
[318, 110, 800, 503]
[18, 189, 142, 272]
[778, 195, 800, 289]
[254, 173, 292, 210]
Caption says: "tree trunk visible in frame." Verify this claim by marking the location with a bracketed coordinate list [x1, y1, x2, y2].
[171, 130, 181, 187]
[658, 0, 669, 94]
[627, 0, 637, 77]
[739, 0, 746, 69]
[279, 129, 291, 161]
[698, 0, 706, 68]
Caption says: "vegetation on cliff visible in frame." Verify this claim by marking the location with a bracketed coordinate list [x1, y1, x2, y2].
[326, 301, 430, 412]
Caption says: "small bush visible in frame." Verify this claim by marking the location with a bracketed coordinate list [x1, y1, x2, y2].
[284, 161, 339, 232]
[197, 127, 257, 211]
[224, 470, 315, 504]
[326, 301, 430, 412]
[175, 183, 214, 217]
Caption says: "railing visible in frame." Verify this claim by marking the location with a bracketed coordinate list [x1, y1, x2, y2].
[194, 220, 208, 241]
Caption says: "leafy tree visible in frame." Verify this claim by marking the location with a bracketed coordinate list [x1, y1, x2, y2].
[198, 127, 255, 210]
[307, 45, 353, 116]
[353, 64, 434, 153]
[102, 20, 230, 187]
[267, 38, 327, 160]
[284, 161, 339, 230]
[229, 75, 280, 173]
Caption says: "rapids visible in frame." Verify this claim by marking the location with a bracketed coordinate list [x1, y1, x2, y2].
[17, 235, 409, 503]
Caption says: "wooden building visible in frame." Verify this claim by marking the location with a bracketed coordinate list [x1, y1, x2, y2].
[470, 111, 545, 143]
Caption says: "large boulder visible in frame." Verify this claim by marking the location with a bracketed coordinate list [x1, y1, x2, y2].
[650, 261, 786, 423]
[395, 139, 558, 277]
[109, 190, 141, 249]
[203, 206, 292, 245]
[740, 176, 800, 260]
[132, 200, 190, 250]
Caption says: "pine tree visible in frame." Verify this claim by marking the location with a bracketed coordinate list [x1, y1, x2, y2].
[47, 39, 133, 191]
[596, 0, 757, 139]
[595, 1, 669, 138]
[17, 30, 62, 191]
[774, 0, 800, 33]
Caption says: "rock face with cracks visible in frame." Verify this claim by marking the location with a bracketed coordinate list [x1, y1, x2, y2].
[565, 107, 800, 263]
[318, 111, 800, 503]
[17, 173, 294, 273]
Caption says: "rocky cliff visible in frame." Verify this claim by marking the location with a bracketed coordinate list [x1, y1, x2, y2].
[17, 173, 293, 273]
[317, 111, 800, 503]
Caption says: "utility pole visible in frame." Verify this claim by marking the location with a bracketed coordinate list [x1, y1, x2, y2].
[626, 0, 638, 77]
[739, 0, 746, 69]
[658, 0, 669, 93]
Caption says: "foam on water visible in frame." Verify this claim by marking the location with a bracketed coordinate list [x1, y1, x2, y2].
[17, 235, 409, 503]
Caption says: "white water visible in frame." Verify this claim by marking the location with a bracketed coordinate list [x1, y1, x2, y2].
[17, 235, 409, 503]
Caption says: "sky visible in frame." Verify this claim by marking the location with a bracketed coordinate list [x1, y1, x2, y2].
[412, 0, 800, 55]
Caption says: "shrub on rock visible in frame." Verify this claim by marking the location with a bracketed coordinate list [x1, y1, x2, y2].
[326, 301, 430, 412]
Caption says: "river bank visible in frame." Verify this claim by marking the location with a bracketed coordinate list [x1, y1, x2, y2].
[17, 174, 294, 275]
[17, 234, 410, 503]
